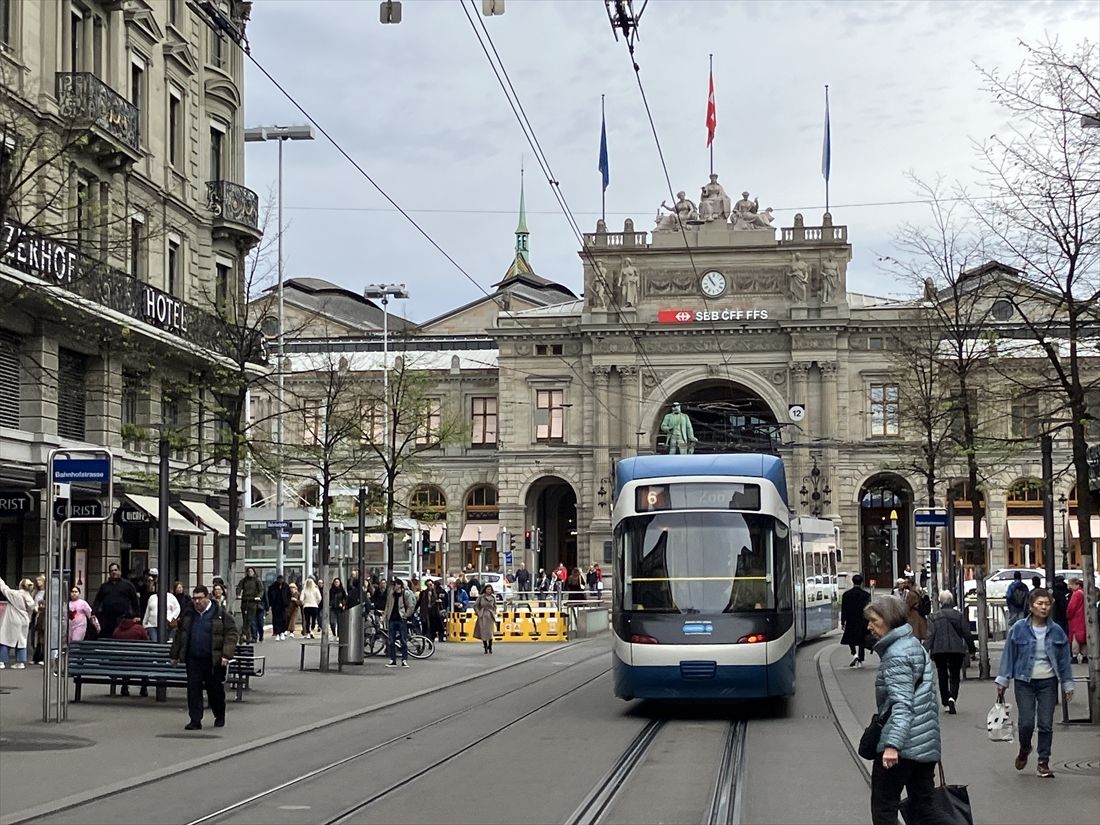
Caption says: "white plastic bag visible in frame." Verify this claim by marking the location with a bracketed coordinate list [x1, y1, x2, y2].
[987, 701, 1015, 742]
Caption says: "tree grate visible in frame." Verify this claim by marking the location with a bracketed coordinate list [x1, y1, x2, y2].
[0, 733, 96, 751]
[1052, 760, 1100, 776]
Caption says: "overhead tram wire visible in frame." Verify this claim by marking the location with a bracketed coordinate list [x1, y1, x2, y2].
[460, 0, 663, 387]
[189, 8, 630, 425]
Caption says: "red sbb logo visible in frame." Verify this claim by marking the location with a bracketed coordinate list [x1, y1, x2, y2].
[657, 309, 694, 323]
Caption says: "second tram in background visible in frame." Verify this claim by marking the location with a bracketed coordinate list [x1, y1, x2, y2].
[611, 453, 838, 702]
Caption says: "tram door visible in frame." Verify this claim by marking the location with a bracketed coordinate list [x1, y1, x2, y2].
[792, 532, 806, 643]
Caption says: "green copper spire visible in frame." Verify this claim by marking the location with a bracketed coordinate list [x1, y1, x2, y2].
[515, 164, 529, 262]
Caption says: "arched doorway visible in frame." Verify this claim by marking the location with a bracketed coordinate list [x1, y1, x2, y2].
[525, 476, 577, 573]
[652, 379, 780, 454]
[858, 474, 913, 587]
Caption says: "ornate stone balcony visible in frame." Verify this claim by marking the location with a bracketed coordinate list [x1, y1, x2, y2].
[54, 72, 141, 168]
[206, 180, 263, 247]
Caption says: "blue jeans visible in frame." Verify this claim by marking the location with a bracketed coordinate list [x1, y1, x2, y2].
[253, 608, 266, 642]
[387, 619, 408, 663]
[1015, 676, 1058, 760]
[146, 627, 159, 642]
[0, 645, 28, 663]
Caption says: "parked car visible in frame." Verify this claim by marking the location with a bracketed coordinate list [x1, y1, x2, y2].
[964, 568, 1044, 600]
[1055, 569, 1100, 588]
[471, 571, 512, 601]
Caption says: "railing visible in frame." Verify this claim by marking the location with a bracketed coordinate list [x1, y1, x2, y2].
[55, 72, 140, 153]
[206, 180, 261, 230]
[583, 231, 649, 248]
[781, 225, 848, 243]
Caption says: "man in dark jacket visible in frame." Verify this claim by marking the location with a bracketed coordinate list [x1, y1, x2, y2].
[347, 569, 363, 608]
[236, 567, 263, 643]
[1051, 575, 1070, 636]
[170, 585, 238, 730]
[267, 575, 290, 641]
[841, 574, 872, 667]
[92, 563, 140, 640]
[923, 590, 975, 714]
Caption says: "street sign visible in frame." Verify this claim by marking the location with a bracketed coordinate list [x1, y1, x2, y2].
[788, 404, 806, 423]
[278, 531, 291, 541]
[914, 512, 949, 528]
[504, 552, 513, 565]
[266, 519, 290, 529]
[52, 458, 111, 484]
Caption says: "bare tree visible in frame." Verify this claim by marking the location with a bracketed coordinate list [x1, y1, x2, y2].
[970, 38, 1100, 716]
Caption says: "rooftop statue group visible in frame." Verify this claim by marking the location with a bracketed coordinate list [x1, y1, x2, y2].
[654, 174, 774, 232]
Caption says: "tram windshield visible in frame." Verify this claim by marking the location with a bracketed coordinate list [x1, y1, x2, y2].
[616, 511, 791, 614]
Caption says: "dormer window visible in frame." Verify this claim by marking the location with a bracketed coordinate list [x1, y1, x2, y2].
[991, 299, 1013, 321]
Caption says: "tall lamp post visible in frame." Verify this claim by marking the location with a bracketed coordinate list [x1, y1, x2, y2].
[244, 124, 314, 576]
[1058, 493, 1068, 569]
[363, 284, 409, 575]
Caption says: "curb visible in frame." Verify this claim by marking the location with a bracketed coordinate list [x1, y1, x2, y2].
[815, 643, 872, 786]
[0, 640, 592, 825]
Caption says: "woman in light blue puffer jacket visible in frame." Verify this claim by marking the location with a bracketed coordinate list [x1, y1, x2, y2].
[864, 594, 947, 825]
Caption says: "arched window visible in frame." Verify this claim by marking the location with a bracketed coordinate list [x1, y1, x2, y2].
[409, 485, 446, 522]
[298, 482, 320, 507]
[1006, 479, 1043, 508]
[464, 485, 498, 521]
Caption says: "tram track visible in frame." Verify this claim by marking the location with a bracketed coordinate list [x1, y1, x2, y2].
[25, 643, 603, 825]
[563, 717, 748, 825]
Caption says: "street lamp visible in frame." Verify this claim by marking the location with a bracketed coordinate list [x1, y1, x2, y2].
[363, 283, 409, 574]
[1058, 493, 1068, 568]
[244, 124, 314, 577]
[889, 509, 899, 586]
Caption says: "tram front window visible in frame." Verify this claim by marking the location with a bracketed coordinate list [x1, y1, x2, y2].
[617, 512, 788, 613]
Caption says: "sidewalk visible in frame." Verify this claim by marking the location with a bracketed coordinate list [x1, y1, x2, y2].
[818, 637, 1100, 825]
[0, 635, 580, 825]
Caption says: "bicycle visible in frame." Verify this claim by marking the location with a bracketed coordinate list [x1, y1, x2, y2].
[365, 610, 435, 660]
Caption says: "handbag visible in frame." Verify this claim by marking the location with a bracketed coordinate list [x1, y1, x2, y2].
[899, 762, 973, 825]
[857, 710, 888, 760]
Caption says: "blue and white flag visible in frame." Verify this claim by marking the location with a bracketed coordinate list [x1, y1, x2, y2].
[821, 91, 831, 183]
[598, 111, 610, 192]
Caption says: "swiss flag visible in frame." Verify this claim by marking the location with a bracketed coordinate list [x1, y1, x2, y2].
[658, 309, 695, 324]
[706, 70, 717, 147]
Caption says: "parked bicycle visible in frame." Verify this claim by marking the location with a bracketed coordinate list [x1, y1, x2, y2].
[365, 609, 435, 659]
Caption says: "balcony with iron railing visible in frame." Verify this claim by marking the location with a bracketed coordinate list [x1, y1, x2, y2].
[54, 72, 141, 167]
[206, 180, 263, 246]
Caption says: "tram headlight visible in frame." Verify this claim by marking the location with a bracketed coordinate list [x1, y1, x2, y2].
[630, 634, 660, 644]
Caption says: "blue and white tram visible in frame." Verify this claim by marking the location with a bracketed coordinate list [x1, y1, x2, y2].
[611, 453, 836, 702]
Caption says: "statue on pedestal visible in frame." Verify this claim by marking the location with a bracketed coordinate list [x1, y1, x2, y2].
[731, 191, 775, 230]
[619, 257, 639, 307]
[820, 254, 840, 304]
[660, 402, 697, 454]
[698, 173, 731, 222]
[654, 191, 698, 232]
[588, 261, 610, 309]
[788, 252, 809, 302]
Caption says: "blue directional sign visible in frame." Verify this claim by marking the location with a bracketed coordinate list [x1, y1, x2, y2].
[914, 512, 949, 528]
[266, 519, 290, 529]
[504, 552, 514, 565]
[53, 458, 111, 484]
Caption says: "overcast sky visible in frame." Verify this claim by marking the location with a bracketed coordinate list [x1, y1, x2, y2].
[242, 0, 1097, 323]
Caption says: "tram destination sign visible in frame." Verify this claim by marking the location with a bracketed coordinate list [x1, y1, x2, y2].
[657, 308, 770, 324]
[635, 482, 761, 512]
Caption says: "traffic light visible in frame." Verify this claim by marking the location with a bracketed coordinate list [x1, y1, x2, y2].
[524, 530, 532, 550]
[878, 528, 890, 548]
[509, 534, 516, 553]
[421, 530, 431, 554]
[537, 529, 545, 553]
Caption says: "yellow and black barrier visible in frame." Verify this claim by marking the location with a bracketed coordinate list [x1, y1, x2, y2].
[446, 601, 569, 643]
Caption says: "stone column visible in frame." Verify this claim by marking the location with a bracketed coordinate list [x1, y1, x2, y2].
[820, 362, 840, 519]
[592, 365, 611, 496]
[790, 361, 812, 510]
[86, 349, 122, 448]
[619, 365, 639, 456]
[20, 334, 59, 435]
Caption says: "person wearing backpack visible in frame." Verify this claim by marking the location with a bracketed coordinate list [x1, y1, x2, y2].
[924, 590, 976, 714]
[1005, 572, 1029, 627]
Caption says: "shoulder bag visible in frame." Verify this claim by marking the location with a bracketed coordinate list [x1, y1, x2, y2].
[899, 761, 973, 825]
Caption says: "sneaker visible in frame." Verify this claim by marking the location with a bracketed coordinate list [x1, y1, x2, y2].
[1015, 749, 1031, 771]
[1037, 761, 1054, 778]
[401, 661, 409, 668]
[848, 657, 859, 668]
[0, 662, 6, 669]
[855, 661, 863, 669]
[185, 722, 203, 731]
[385, 662, 398, 668]
[214, 717, 225, 728]
[947, 698, 957, 715]
[11, 662, 25, 670]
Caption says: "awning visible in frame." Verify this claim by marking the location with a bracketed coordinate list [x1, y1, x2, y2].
[177, 500, 245, 538]
[429, 524, 445, 543]
[351, 533, 387, 545]
[123, 494, 205, 536]
[1006, 517, 1046, 540]
[953, 518, 988, 539]
[1068, 516, 1100, 538]
[460, 522, 498, 543]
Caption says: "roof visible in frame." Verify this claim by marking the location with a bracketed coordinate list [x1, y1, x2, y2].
[286, 347, 498, 374]
[614, 454, 788, 504]
[508, 299, 584, 317]
[271, 277, 416, 333]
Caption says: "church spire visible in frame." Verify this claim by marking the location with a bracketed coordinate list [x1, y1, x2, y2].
[515, 163, 529, 262]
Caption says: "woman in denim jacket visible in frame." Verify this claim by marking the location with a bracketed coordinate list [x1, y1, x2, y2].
[995, 587, 1074, 778]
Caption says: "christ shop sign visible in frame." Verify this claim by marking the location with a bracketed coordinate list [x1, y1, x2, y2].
[657, 308, 771, 324]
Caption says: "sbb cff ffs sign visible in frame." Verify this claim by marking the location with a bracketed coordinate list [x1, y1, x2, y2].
[657, 308, 770, 323]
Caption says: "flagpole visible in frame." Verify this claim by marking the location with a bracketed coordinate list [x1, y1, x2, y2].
[708, 54, 714, 177]
[601, 94, 606, 225]
[824, 84, 830, 214]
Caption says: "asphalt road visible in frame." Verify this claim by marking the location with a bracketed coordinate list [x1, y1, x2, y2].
[37, 637, 872, 825]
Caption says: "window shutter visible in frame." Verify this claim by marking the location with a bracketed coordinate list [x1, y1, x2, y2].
[0, 332, 20, 428]
[57, 349, 87, 440]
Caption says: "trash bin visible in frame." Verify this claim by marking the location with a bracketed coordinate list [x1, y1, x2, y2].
[339, 607, 364, 665]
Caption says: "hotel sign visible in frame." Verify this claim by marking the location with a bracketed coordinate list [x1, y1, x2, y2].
[2, 220, 82, 283]
[657, 308, 771, 323]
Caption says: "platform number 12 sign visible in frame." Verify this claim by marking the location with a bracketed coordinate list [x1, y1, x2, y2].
[788, 404, 806, 423]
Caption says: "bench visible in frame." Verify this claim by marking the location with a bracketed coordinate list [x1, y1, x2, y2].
[69, 640, 264, 703]
[299, 639, 345, 672]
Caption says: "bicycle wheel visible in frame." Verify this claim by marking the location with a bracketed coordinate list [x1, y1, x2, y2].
[407, 634, 435, 660]
[366, 631, 388, 657]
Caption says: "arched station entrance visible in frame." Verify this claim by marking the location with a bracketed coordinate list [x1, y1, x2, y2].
[653, 379, 780, 454]
[858, 474, 913, 588]
[525, 476, 577, 573]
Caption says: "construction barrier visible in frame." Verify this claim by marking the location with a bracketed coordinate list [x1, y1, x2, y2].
[446, 601, 569, 643]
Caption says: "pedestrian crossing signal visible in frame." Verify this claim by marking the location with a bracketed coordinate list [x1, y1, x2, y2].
[524, 530, 532, 550]
[421, 529, 431, 554]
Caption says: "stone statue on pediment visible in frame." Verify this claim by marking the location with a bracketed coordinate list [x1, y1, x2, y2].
[698, 173, 731, 222]
[788, 252, 809, 302]
[619, 257, 639, 307]
[588, 260, 610, 309]
[731, 191, 775, 231]
[655, 191, 698, 231]
[820, 254, 840, 303]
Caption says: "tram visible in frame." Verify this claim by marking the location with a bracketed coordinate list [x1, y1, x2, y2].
[611, 453, 838, 701]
